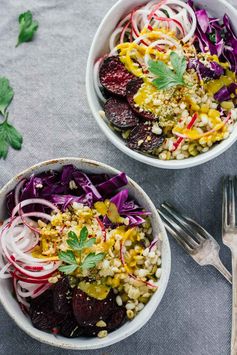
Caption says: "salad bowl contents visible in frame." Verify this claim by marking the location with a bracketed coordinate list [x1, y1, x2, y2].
[0, 159, 170, 349]
[87, 0, 237, 168]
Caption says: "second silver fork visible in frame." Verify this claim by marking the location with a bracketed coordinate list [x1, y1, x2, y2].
[159, 202, 232, 284]
[222, 177, 237, 354]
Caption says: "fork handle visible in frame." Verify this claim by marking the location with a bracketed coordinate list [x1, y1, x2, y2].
[212, 258, 232, 284]
[231, 252, 237, 355]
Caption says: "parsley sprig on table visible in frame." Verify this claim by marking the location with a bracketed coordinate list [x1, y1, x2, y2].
[16, 11, 39, 47]
[0, 78, 23, 160]
[148, 52, 187, 90]
[58, 227, 105, 275]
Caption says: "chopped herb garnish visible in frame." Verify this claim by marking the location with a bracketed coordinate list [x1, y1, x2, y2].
[148, 52, 187, 90]
[16, 10, 39, 47]
[208, 32, 216, 44]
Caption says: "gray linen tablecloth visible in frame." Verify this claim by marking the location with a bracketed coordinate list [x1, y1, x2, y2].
[0, 0, 236, 354]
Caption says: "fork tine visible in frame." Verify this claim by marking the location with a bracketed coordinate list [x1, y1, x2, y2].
[223, 177, 236, 228]
[159, 206, 199, 249]
[223, 177, 229, 231]
[229, 177, 236, 227]
[158, 209, 193, 253]
[185, 216, 213, 240]
[161, 202, 205, 243]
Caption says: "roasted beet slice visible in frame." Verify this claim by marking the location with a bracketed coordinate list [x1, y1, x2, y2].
[106, 307, 126, 332]
[60, 316, 84, 338]
[72, 288, 116, 326]
[82, 307, 126, 337]
[53, 277, 73, 315]
[99, 56, 135, 97]
[126, 78, 157, 121]
[82, 325, 100, 337]
[30, 290, 65, 331]
[128, 124, 164, 152]
[104, 97, 139, 129]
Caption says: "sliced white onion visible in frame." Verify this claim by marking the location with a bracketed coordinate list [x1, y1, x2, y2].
[93, 60, 106, 103]
[164, 0, 197, 42]
[12, 198, 59, 218]
[109, 27, 124, 51]
[0, 262, 11, 279]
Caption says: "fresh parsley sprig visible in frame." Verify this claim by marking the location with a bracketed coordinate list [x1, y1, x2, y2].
[58, 227, 105, 275]
[16, 10, 39, 47]
[0, 78, 23, 160]
[148, 52, 187, 90]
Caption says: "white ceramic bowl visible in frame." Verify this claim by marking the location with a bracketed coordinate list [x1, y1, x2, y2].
[86, 0, 237, 169]
[0, 158, 171, 350]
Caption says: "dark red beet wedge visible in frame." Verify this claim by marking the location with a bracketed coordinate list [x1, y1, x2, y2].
[72, 289, 116, 326]
[126, 78, 157, 121]
[128, 124, 164, 152]
[99, 56, 135, 97]
[30, 290, 65, 331]
[53, 277, 72, 315]
[106, 307, 127, 331]
[60, 316, 84, 338]
[104, 97, 139, 129]
[81, 306, 126, 337]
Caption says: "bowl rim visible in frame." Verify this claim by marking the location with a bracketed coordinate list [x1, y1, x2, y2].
[86, 0, 237, 170]
[0, 157, 171, 350]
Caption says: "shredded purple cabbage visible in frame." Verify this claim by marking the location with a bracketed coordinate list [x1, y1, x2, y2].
[96, 172, 128, 195]
[188, 1, 237, 73]
[188, 59, 224, 79]
[214, 83, 237, 102]
[214, 86, 231, 102]
[73, 171, 102, 204]
[109, 189, 151, 226]
[228, 83, 237, 95]
[7, 165, 150, 227]
[110, 190, 129, 212]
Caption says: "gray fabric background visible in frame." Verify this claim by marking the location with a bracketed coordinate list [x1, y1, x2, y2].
[0, 0, 236, 354]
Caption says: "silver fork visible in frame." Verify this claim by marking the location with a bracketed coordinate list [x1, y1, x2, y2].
[158, 202, 232, 284]
[222, 177, 237, 355]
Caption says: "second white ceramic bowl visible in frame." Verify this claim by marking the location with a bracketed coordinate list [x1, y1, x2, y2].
[0, 158, 171, 350]
[86, 0, 237, 169]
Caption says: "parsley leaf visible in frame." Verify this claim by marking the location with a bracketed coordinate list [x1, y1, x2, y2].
[148, 52, 187, 90]
[16, 10, 39, 47]
[67, 231, 81, 250]
[81, 253, 105, 270]
[170, 52, 187, 79]
[79, 226, 88, 244]
[0, 118, 23, 159]
[58, 250, 78, 274]
[58, 250, 77, 265]
[58, 264, 78, 275]
[83, 238, 97, 249]
[0, 78, 14, 117]
[66, 227, 96, 251]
